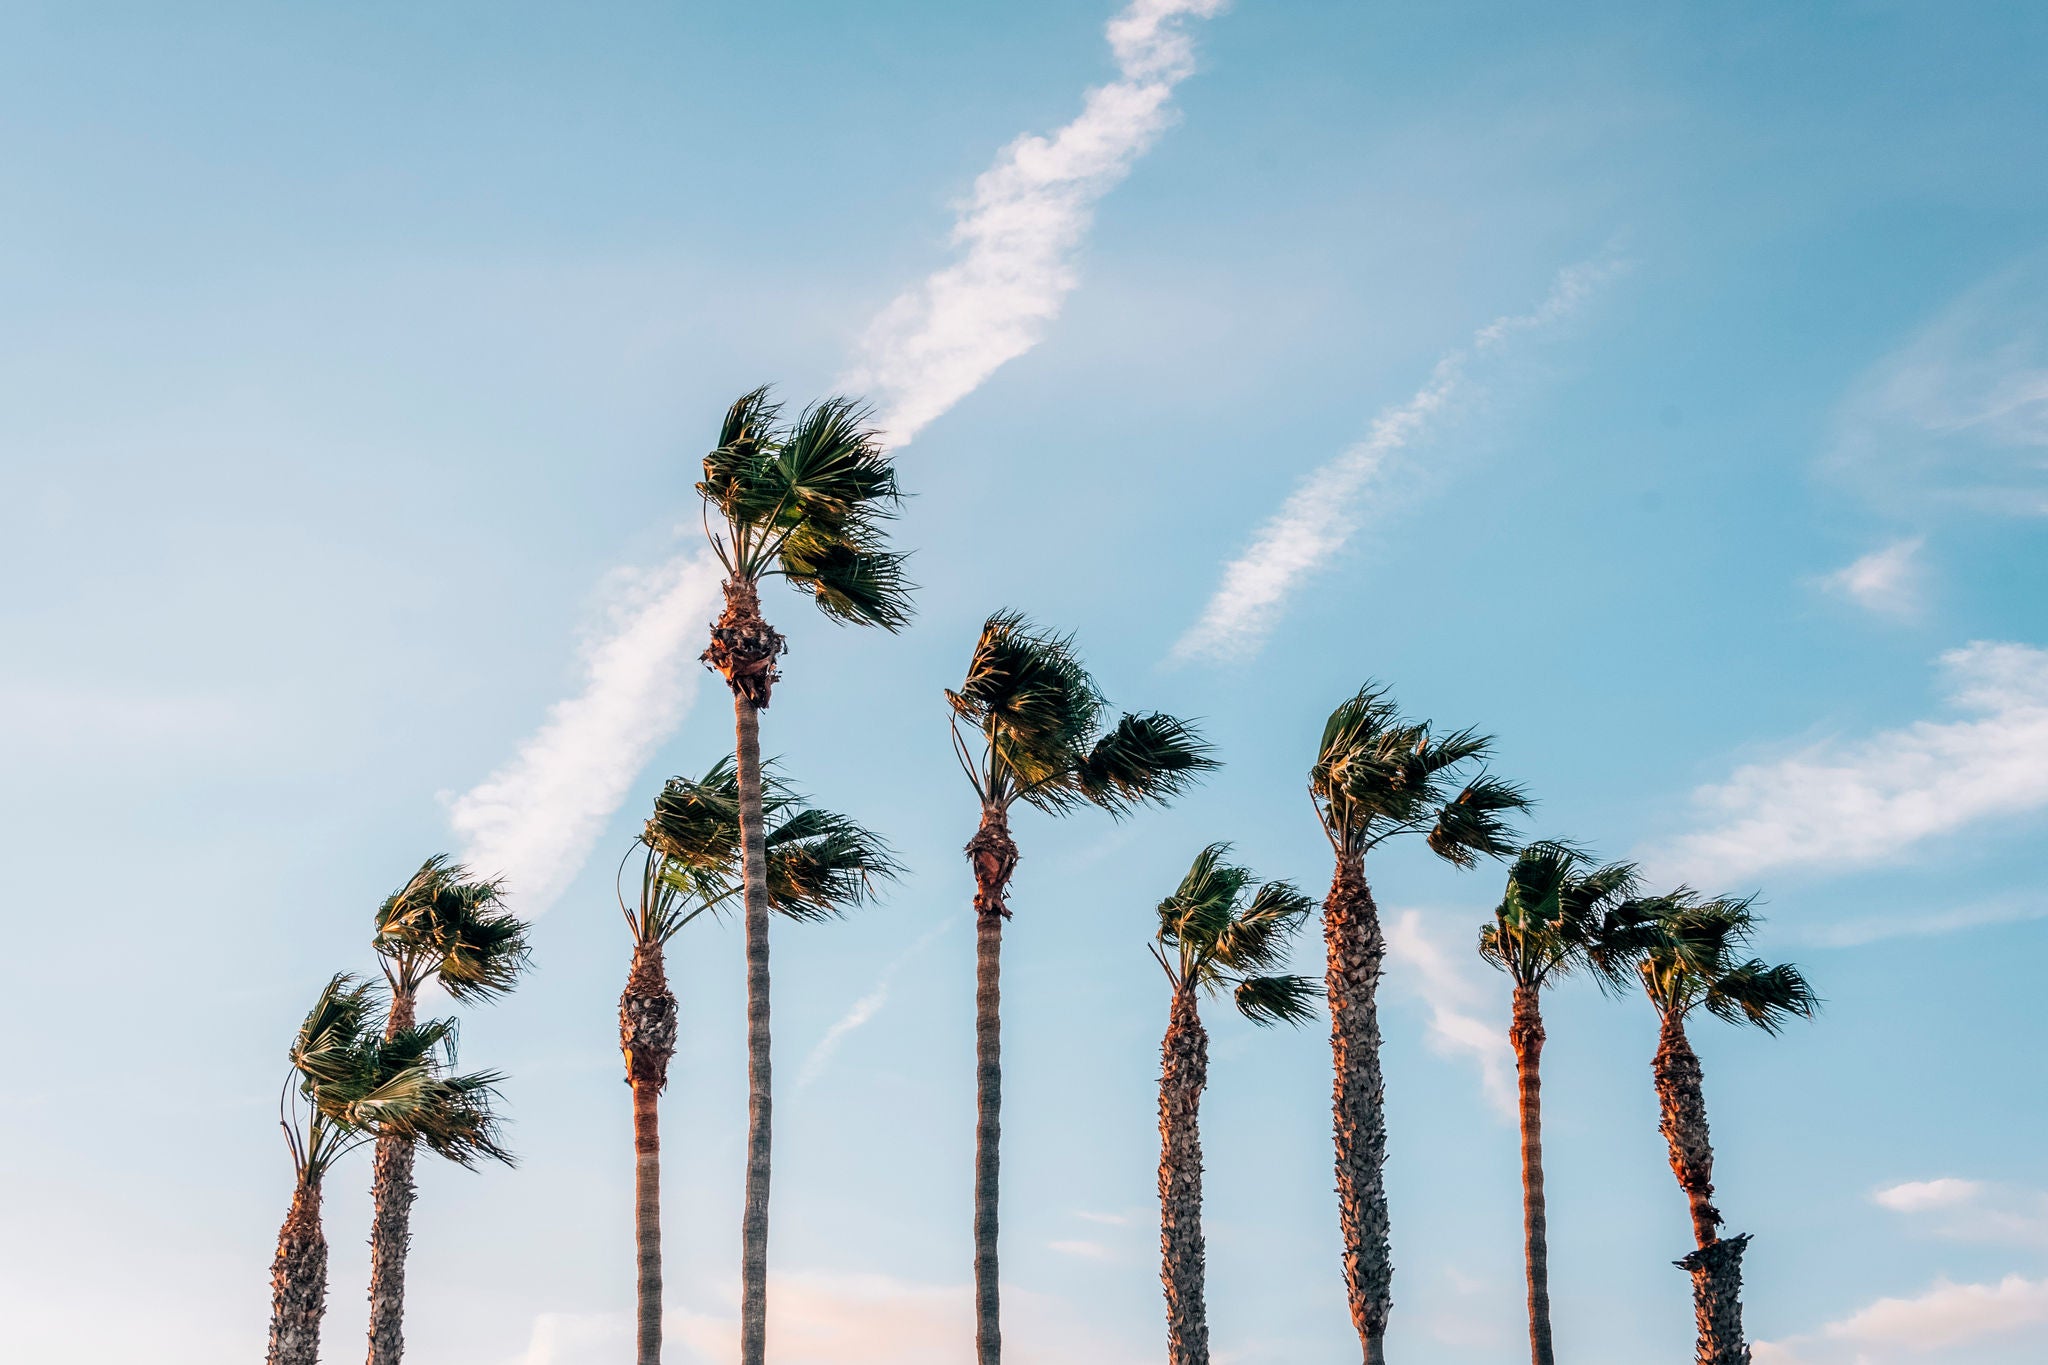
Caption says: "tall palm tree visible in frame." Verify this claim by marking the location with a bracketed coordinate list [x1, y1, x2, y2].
[619, 757, 898, 1365]
[1151, 844, 1317, 1365]
[1593, 891, 1816, 1365]
[269, 975, 510, 1365]
[1477, 841, 1640, 1365]
[1309, 682, 1529, 1364]
[948, 610, 1217, 1364]
[696, 386, 912, 1365]
[366, 855, 532, 1365]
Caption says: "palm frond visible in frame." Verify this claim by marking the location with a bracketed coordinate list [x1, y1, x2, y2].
[764, 805, 902, 922]
[1703, 959, 1820, 1034]
[1425, 773, 1531, 868]
[948, 612, 1104, 806]
[1073, 711, 1218, 818]
[1232, 973, 1320, 1027]
[779, 530, 915, 631]
[373, 855, 531, 1003]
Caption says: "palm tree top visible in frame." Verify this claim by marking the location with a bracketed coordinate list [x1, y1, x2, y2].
[373, 854, 532, 1003]
[1478, 840, 1642, 990]
[1155, 843, 1319, 1026]
[697, 386, 914, 631]
[629, 756, 900, 945]
[1603, 890, 1820, 1032]
[949, 610, 1217, 816]
[283, 974, 515, 1183]
[1310, 681, 1530, 867]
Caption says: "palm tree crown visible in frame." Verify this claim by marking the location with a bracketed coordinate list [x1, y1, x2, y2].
[948, 611, 1216, 819]
[1606, 892, 1820, 1031]
[373, 855, 532, 1008]
[1310, 682, 1530, 864]
[1478, 841, 1642, 991]
[1155, 843, 1319, 1025]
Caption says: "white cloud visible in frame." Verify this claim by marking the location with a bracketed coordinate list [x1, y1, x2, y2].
[1799, 894, 2048, 947]
[1656, 641, 2048, 882]
[1819, 536, 1927, 618]
[1384, 909, 1514, 1118]
[1827, 252, 2048, 516]
[1873, 1179, 1986, 1213]
[1048, 1239, 1115, 1261]
[843, 0, 1227, 447]
[1873, 1177, 2048, 1246]
[447, 550, 723, 915]
[1171, 256, 1621, 663]
[1827, 1275, 2048, 1352]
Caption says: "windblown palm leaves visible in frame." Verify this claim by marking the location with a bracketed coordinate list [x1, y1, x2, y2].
[1153, 844, 1315, 1365]
[367, 855, 531, 1365]
[948, 610, 1217, 1365]
[1309, 682, 1529, 1365]
[1596, 889, 1817, 1365]
[269, 975, 509, 1365]
[1476, 842, 1640, 1365]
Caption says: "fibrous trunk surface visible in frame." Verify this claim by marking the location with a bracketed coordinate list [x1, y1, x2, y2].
[1653, 1012, 1723, 1247]
[1324, 859, 1392, 1362]
[968, 806, 1017, 1365]
[702, 578, 786, 710]
[268, 1180, 328, 1365]
[1510, 985, 1554, 1365]
[1677, 1234, 1753, 1365]
[366, 990, 420, 1365]
[735, 684, 775, 1365]
[1158, 987, 1211, 1365]
[621, 944, 678, 1365]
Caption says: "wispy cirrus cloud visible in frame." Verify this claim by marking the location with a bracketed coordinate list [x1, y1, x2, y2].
[453, 6, 1221, 913]
[1872, 1177, 2048, 1246]
[1653, 640, 2048, 884]
[844, 0, 1228, 447]
[1384, 909, 1513, 1118]
[797, 918, 956, 1089]
[1818, 536, 1928, 619]
[1170, 256, 1623, 664]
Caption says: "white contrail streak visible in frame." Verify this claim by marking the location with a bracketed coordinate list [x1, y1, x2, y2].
[448, 551, 724, 914]
[797, 919, 957, 1089]
[1170, 257, 1621, 664]
[844, 0, 1228, 447]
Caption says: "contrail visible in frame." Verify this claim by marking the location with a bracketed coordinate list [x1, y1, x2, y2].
[797, 918, 958, 1089]
[1171, 256, 1623, 664]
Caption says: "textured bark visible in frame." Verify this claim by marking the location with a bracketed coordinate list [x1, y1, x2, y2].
[1324, 858, 1392, 1362]
[968, 806, 1018, 1365]
[1653, 1013, 1723, 1248]
[1509, 985, 1554, 1365]
[267, 1180, 328, 1365]
[701, 578, 786, 710]
[1158, 987, 1211, 1365]
[620, 944, 678, 1365]
[1676, 1235, 1753, 1365]
[366, 990, 419, 1365]
[735, 687, 775, 1365]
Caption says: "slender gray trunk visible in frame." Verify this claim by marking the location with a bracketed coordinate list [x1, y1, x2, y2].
[1324, 858, 1392, 1362]
[1158, 987, 1210, 1365]
[621, 944, 678, 1365]
[966, 805, 1018, 1365]
[736, 696, 773, 1365]
[1510, 985, 1554, 1365]
[366, 990, 418, 1365]
[267, 1180, 327, 1365]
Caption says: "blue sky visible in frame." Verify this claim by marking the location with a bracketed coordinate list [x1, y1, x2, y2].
[2, 2, 2045, 1361]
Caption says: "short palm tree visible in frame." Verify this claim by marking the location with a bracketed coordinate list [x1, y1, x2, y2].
[948, 610, 1216, 1365]
[618, 757, 897, 1365]
[696, 386, 911, 1365]
[1309, 682, 1529, 1365]
[269, 975, 510, 1365]
[1594, 891, 1816, 1365]
[366, 855, 531, 1365]
[1151, 844, 1317, 1365]
[1477, 842, 1640, 1365]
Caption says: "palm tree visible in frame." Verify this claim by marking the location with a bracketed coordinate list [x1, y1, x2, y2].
[269, 975, 510, 1365]
[947, 610, 1217, 1364]
[696, 386, 912, 1365]
[366, 855, 531, 1365]
[1151, 844, 1317, 1365]
[619, 757, 898, 1365]
[1593, 891, 1816, 1365]
[1477, 842, 1640, 1365]
[1308, 682, 1530, 1364]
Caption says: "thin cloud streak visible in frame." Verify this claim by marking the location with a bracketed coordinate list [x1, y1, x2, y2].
[844, 0, 1228, 447]
[448, 551, 723, 915]
[1171, 256, 1621, 664]
[797, 918, 957, 1088]
[1818, 536, 1927, 618]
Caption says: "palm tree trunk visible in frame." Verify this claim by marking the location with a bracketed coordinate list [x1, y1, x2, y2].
[1158, 986, 1211, 1365]
[966, 805, 1018, 1365]
[705, 576, 785, 1365]
[366, 989, 419, 1365]
[1654, 1011, 1750, 1365]
[621, 945, 679, 1365]
[1509, 985, 1553, 1365]
[1324, 858, 1392, 1364]
[267, 1178, 328, 1365]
